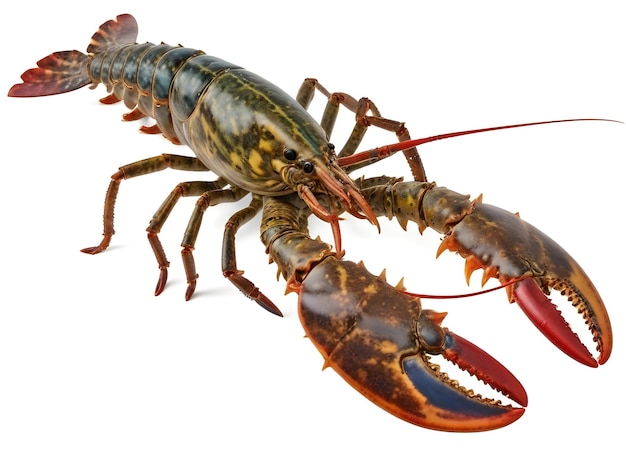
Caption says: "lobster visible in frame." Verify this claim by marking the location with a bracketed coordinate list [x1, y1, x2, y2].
[7, 14, 612, 432]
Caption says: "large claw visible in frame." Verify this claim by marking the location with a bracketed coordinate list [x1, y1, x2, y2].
[298, 256, 526, 432]
[436, 201, 612, 367]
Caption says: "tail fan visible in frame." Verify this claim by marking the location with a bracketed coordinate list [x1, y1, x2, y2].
[8, 14, 138, 97]
[87, 14, 138, 54]
[8, 51, 91, 97]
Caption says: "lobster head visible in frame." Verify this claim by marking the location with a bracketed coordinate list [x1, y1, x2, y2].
[280, 145, 379, 235]
[186, 66, 380, 252]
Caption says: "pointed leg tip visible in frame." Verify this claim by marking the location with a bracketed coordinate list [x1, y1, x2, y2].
[185, 281, 197, 301]
[80, 236, 112, 255]
[257, 298, 283, 317]
[80, 243, 107, 255]
[154, 268, 168, 296]
[226, 271, 283, 316]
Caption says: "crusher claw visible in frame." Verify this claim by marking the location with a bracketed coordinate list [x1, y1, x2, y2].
[441, 202, 612, 366]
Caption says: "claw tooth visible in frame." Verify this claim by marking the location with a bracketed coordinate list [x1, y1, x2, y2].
[481, 266, 499, 287]
[378, 268, 387, 281]
[424, 309, 448, 325]
[397, 217, 409, 231]
[436, 235, 456, 258]
[464, 255, 484, 285]
[505, 282, 515, 302]
[395, 277, 406, 291]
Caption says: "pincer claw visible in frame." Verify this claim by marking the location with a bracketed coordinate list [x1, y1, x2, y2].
[401, 314, 527, 432]
[298, 257, 526, 432]
[443, 202, 612, 366]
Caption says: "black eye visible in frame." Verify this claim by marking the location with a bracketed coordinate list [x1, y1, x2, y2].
[302, 161, 314, 173]
[284, 149, 297, 161]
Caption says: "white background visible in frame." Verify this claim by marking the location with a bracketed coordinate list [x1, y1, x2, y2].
[1, 1, 624, 450]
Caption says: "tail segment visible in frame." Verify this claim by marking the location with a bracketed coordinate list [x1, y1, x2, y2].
[8, 14, 138, 97]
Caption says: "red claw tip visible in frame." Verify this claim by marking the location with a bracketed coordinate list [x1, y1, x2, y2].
[514, 278, 598, 368]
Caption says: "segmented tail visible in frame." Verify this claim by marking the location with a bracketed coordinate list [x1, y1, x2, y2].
[7, 50, 91, 97]
[8, 14, 138, 97]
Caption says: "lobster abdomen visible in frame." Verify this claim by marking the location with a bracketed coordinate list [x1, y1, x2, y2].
[89, 43, 231, 144]
[9, 14, 330, 196]
[8, 13, 358, 211]
[8, 14, 243, 148]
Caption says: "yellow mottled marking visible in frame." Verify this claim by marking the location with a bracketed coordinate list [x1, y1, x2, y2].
[363, 283, 378, 295]
[229, 151, 244, 168]
[400, 193, 416, 211]
[248, 150, 266, 176]
[336, 265, 349, 296]
[258, 138, 274, 154]
[378, 340, 399, 354]
[271, 158, 286, 174]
